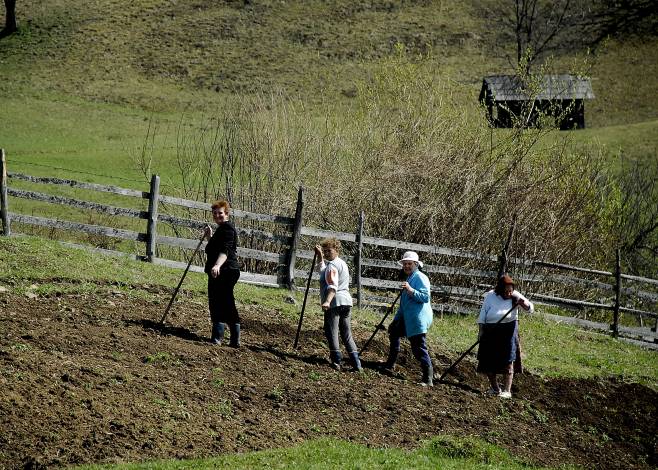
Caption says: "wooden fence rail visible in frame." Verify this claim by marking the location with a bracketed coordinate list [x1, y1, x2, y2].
[1, 154, 656, 344]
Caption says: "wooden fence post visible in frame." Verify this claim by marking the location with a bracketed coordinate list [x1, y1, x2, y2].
[497, 213, 517, 279]
[0, 149, 10, 236]
[355, 210, 365, 308]
[611, 248, 621, 338]
[286, 186, 304, 290]
[145, 174, 160, 262]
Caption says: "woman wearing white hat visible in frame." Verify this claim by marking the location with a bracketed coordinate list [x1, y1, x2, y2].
[381, 251, 434, 386]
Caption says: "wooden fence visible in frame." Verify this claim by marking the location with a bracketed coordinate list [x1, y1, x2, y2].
[1, 149, 657, 344]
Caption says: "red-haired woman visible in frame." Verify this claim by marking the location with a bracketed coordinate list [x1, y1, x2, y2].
[477, 274, 534, 398]
[203, 200, 241, 347]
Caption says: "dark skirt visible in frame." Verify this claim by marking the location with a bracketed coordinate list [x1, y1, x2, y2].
[477, 320, 520, 374]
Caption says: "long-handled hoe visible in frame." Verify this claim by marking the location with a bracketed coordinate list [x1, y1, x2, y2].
[293, 251, 318, 349]
[359, 289, 403, 355]
[159, 230, 207, 325]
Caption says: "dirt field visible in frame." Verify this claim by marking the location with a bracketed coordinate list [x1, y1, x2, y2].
[0, 284, 656, 469]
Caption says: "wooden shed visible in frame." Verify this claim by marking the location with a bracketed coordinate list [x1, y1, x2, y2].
[479, 74, 595, 130]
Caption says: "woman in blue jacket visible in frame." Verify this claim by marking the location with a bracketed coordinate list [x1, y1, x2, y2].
[381, 251, 434, 386]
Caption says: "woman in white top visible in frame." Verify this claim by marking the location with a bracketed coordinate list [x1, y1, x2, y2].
[314, 238, 362, 372]
[477, 274, 534, 398]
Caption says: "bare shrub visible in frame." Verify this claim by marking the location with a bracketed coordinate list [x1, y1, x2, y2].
[136, 47, 615, 272]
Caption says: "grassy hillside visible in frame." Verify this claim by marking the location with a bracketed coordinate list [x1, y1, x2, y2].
[0, 1, 655, 186]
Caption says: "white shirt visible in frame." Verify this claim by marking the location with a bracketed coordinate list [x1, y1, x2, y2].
[477, 289, 534, 324]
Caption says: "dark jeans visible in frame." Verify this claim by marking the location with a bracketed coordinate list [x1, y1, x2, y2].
[208, 269, 240, 325]
[388, 318, 431, 368]
[324, 305, 358, 364]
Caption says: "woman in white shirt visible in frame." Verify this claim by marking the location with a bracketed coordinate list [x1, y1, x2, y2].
[314, 238, 362, 372]
[477, 274, 534, 399]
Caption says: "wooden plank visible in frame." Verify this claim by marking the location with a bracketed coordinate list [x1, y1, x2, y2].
[152, 257, 281, 287]
[518, 271, 658, 302]
[533, 260, 613, 277]
[536, 272, 614, 291]
[8, 172, 146, 198]
[151, 257, 205, 274]
[359, 293, 476, 315]
[157, 213, 292, 246]
[155, 235, 205, 250]
[158, 194, 294, 226]
[301, 226, 356, 243]
[618, 306, 658, 319]
[360, 234, 497, 262]
[155, 235, 285, 264]
[532, 293, 612, 310]
[539, 312, 658, 346]
[293, 269, 488, 300]
[620, 273, 658, 286]
[237, 247, 286, 265]
[9, 213, 145, 242]
[7, 188, 147, 219]
[361, 257, 497, 278]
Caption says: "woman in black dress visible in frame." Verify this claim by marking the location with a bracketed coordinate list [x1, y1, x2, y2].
[203, 199, 241, 347]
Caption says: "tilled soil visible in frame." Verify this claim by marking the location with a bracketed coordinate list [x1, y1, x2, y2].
[0, 286, 656, 469]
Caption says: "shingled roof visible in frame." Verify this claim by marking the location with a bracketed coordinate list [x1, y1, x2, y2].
[479, 74, 595, 102]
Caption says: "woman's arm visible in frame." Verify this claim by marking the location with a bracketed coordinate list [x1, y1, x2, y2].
[322, 265, 338, 310]
[513, 291, 534, 313]
[210, 253, 227, 278]
[406, 274, 430, 304]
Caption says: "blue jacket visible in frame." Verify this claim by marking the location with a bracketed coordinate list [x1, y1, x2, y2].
[394, 269, 433, 337]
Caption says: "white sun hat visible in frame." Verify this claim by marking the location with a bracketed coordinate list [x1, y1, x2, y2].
[398, 251, 423, 268]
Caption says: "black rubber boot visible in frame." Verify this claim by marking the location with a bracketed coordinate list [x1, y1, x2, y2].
[329, 350, 342, 370]
[421, 363, 434, 387]
[228, 323, 241, 348]
[211, 323, 225, 345]
[349, 351, 363, 372]
[380, 346, 399, 374]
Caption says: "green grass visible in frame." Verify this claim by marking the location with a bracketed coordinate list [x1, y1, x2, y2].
[75, 436, 572, 470]
[571, 119, 658, 166]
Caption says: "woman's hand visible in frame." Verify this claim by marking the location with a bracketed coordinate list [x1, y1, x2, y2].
[314, 244, 323, 261]
[203, 224, 213, 240]
[211, 265, 221, 278]
[401, 281, 414, 295]
[321, 301, 331, 311]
